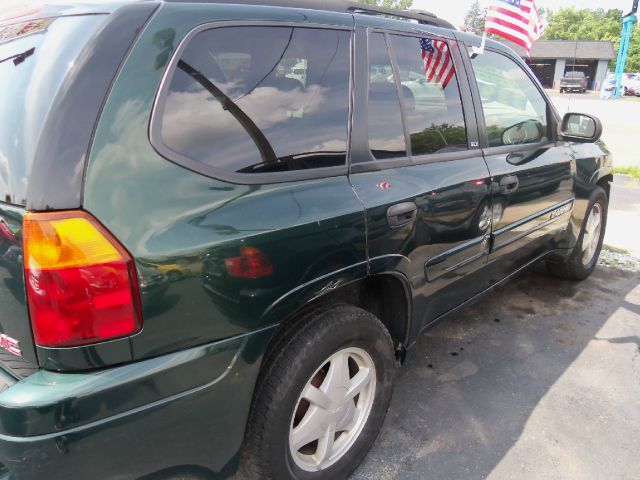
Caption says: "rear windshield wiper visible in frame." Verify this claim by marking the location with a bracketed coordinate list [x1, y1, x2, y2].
[177, 59, 278, 166]
[0, 47, 35, 66]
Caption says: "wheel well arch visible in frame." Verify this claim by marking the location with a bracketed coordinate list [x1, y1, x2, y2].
[264, 273, 412, 364]
[597, 174, 613, 199]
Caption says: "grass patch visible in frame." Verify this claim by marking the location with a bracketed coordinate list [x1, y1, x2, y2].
[603, 244, 631, 255]
[614, 166, 640, 180]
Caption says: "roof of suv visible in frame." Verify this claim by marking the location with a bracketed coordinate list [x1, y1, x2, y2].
[163, 0, 455, 29]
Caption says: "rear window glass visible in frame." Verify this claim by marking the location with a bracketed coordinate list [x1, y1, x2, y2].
[389, 35, 468, 155]
[0, 15, 106, 206]
[157, 26, 351, 175]
[367, 32, 406, 160]
[565, 71, 585, 78]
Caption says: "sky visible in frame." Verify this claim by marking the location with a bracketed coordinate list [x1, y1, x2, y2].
[412, 0, 635, 29]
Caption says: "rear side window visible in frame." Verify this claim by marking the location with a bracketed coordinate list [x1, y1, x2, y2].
[471, 51, 549, 147]
[157, 26, 351, 175]
[367, 33, 406, 159]
[389, 35, 468, 156]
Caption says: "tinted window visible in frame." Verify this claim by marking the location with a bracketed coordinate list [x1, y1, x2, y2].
[367, 33, 406, 159]
[472, 51, 549, 147]
[159, 27, 351, 174]
[0, 15, 106, 205]
[390, 35, 467, 156]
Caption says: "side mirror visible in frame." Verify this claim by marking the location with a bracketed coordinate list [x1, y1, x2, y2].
[559, 113, 602, 143]
[502, 119, 544, 146]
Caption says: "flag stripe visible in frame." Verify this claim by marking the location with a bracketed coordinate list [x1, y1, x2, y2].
[485, 27, 530, 49]
[489, 5, 528, 23]
[419, 38, 455, 88]
[485, 0, 544, 53]
[486, 16, 530, 37]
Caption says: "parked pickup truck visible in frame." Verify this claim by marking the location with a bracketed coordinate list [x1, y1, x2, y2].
[560, 71, 589, 93]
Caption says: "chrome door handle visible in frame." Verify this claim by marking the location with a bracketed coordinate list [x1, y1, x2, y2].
[387, 202, 417, 227]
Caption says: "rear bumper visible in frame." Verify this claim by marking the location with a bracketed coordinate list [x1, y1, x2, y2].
[0, 327, 275, 480]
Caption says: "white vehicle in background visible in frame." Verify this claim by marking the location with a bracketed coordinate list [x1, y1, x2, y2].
[600, 73, 640, 98]
[628, 74, 640, 96]
[287, 61, 307, 87]
[600, 74, 616, 98]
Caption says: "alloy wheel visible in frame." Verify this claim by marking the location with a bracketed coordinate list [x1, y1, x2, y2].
[289, 347, 377, 472]
[582, 202, 602, 265]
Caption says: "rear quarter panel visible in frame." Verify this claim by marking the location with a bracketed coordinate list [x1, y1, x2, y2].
[83, 3, 367, 360]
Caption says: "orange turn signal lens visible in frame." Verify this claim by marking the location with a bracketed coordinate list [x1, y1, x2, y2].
[23, 212, 123, 270]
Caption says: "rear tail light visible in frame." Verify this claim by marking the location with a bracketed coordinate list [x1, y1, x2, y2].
[225, 247, 273, 279]
[23, 211, 142, 348]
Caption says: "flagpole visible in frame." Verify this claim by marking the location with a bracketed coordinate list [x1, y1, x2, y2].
[472, 31, 487, 57]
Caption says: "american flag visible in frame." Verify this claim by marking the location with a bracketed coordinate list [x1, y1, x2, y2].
[485, 0, 545, 53]
[419, 38, 455, 89]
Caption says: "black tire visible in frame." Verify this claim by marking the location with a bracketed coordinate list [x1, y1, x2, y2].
[547, 186, 608, 281]
[559, 88, 564, 93]
[239, 305, 396, 480]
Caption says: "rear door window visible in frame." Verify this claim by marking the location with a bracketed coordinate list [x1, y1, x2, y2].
[156, 26, 351, 175]
[367, 32, 406, 160]
[368, 33, 407, 159]
[389, 34, 468, 156]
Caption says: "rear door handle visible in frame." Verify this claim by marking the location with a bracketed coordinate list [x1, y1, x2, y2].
[387, 202, 417, 227]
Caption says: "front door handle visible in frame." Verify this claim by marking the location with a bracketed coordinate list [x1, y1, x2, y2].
[499, 174, 519, 194]
[387, 202, 417, 227]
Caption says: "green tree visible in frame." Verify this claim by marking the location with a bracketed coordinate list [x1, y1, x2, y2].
[542, 8, 639, 71]
[356, 0, 413, 9]
[463, 0, 486, 35]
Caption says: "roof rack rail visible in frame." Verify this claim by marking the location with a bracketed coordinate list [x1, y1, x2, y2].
[348, 4, 454, 29]
[163, 0, 455, 29]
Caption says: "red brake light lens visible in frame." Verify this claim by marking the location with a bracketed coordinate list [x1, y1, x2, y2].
[23, 211, 142, 348]
[225, 247, 273, 279]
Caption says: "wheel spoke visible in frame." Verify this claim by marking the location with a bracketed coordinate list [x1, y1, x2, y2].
[291, 408, 324, 450]
[581, 204, 603, 264]
[583, 213, 595, 252]
[582, 231, 593, 253]
[301, 384, 332, 410]
[324, 351, 350, 392]
[344, 367, 371, 402]
[336, 404, 359, 432]
[313, 423, 336, 465]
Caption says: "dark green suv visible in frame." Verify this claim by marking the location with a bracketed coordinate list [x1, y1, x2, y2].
[0, 1, 612, 479]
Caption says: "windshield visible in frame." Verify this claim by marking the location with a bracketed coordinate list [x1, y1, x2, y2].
[0, 15, 106, 206]
[565, 71, 585, 78]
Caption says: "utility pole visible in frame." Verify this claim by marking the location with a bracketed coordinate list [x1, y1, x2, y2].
[615, 0, 638, 97]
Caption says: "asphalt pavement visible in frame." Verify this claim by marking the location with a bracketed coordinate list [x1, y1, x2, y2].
[352, 265, 640, 480]
[606, 174, 640, 257]
[547, 91, 640, 168]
